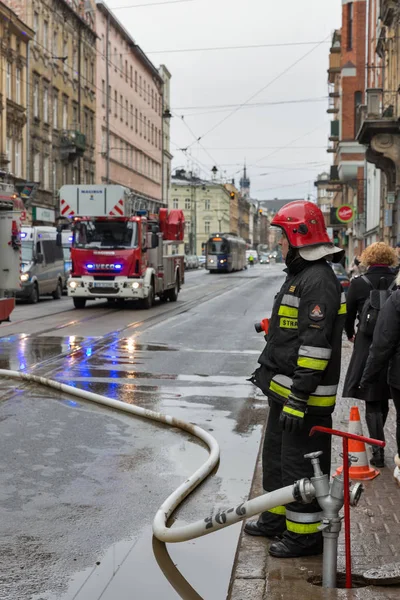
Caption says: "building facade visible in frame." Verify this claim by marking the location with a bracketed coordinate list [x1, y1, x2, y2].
[96, 0, 164, 213]
[170, 170, 233, 255]
[325, 1, 367, 262]
[159, 64, 172, 206]
[0, 1, 33, 184]
[4, 0, 97, 224]
[357, 0, 400, 245]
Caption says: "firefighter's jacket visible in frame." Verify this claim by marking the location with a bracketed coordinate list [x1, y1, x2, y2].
[253, 259, 346, 416]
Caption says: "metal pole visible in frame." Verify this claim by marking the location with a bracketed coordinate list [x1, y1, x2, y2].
[105, 11, 110, 184]
[77, 27, 82, 184]
[343, 436, 352, 589]
[26, 43, 30, 181]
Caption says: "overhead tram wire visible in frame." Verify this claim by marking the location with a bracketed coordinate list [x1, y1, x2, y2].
[185, 35, 331, 151]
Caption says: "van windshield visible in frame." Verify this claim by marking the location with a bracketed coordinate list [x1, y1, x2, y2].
[21, 241, 33, 262]
[72, 220, 138, 249]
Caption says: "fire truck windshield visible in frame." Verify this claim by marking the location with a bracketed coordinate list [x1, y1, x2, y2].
[73, 220, 138, 249]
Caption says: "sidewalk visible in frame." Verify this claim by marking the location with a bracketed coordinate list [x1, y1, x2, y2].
[228, 341, 400, 599]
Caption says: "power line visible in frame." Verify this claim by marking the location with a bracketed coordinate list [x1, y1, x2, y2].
[111, 0, 195, 9]
[185, 35, 331, 150]
[145, 40, 331, 54]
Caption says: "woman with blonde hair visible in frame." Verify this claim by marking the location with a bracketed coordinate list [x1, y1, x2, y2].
[343, 242, 398, 467]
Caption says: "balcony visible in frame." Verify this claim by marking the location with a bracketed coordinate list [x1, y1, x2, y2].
[357, 89, 400, 145]
[327, 99, 339, 114]
[381, 0, 397, 26]
[328, 51, 341, 84]
[59, 130, 86, 162]
[357, 88, 400, 193]
[329, 120, 339, 142]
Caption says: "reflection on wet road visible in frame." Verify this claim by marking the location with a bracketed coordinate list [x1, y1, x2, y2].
[0, 265, 285, 599]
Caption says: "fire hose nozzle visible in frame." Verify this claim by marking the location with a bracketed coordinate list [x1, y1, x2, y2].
[254, 318, 269, 334]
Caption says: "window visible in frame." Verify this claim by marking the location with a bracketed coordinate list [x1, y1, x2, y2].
[52, 161, 57, 192]
[34, 12, 39, 41]
[347, 2, 353, 50]
[135, 108, 138, 133]
[63, 98, 68, 129]
[114, 90, 118, 116]
[43, 87, 49, 122]
[43, 156, 50, 189]
[155, 127, 158, 149]
[135, 70, 138, 91]
[130, 65, 133, 87]
[144, 116, 146, 139]
[34, 153, 40, 182]
[354, 91, 363, 137]
[120, 94, 123, 120]
[73, 47, 78, 73]
[173, 198, 179, 209]
[53, 31, 58, 55]
[139, 75, 142, 96]
[139, 112, 142, 136]
[53, 90, 58, 129]
[64, 40, 68, 72]
[84, 58, 88, 80]
[125, 59, 128, 82]
[159, 130, 162, 149]
[33, 80, 39, 118]
[6, 62, 11, 99]
[126, 99, 129, 124]
[102, 79, 106, 106]
[43, 21, 48, 49]
[148, 84, 151, 104]
[130, 104, 133, 128]
[151, 89, 154, 109]
[205, 199, 210, 210]
[114, 48, 117, 71]
[15, 141, 22, 178]
[102, 33, 105, 56]
[90, 61, 94, 84]
[72, 104, 78, 128]
[15, 68, 21, 104]
[120, 53, 123, 74]
[205, 221, 211, 234]
[185, 198, 191, 210]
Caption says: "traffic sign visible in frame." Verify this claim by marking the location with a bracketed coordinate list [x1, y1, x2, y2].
[336, 205, 354, 223]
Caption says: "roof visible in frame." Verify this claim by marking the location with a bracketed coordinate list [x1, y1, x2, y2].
[96, 0, 163, 84]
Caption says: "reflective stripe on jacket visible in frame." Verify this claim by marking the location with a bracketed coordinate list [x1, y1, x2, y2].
[255, 259, 345, 415]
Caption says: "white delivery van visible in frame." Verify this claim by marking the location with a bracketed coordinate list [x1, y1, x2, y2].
[18, 226, 65, 303]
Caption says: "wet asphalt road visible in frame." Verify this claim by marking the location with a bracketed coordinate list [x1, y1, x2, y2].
[0, 265, 285, 600]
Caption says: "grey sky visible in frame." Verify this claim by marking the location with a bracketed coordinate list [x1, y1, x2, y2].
[108, 0, 341, 200]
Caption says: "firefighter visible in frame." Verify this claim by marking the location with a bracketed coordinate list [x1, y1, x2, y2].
[246, 201, 346, 558]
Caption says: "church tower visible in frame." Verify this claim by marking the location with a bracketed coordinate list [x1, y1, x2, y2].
[240, 163, 250, 199]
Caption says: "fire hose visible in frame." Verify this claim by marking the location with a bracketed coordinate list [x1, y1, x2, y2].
[0, 369, 383, 588]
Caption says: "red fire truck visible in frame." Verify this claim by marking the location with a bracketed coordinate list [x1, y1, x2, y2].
[0, 183, 23, 322]
[59, 185, 185, 309]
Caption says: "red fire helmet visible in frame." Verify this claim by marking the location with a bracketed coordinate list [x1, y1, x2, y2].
[271, 201, 331, 248]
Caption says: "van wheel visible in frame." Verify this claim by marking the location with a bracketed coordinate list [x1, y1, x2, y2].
[52, 280, 62, 300]
[73, 298, 86, 309]
[168, 276, 179, 302]
[142, 282, 155, 309]
[27, 283, 39, 304]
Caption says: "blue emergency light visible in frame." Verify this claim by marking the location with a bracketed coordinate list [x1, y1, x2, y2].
[20, 232, 27, 238]
[86, 263, 94, 269]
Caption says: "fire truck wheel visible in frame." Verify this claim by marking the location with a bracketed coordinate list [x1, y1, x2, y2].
[168, 277, 179, 302]
[52, 280, 62, 300]
[27, 283, 39, 304]
[143, 283, 155, 309]
[73, 298, 87, 309]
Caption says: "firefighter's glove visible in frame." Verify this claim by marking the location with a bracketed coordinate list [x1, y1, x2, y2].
[280, 393, 308, 434]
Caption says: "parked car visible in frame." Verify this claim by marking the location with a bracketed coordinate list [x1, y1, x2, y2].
[184, 255, 199, 269]
[259, 254, 270, 264]
[197, 255, 206, 267]
[330, 262, 350, 294]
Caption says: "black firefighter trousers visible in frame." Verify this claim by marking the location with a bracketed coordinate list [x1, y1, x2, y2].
[257, 399, 332, 550]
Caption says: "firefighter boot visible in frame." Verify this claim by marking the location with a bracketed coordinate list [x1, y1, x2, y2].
[244, 521, 282, 539]
[365, 413, 385, 468]
[269, 531, 323, 558]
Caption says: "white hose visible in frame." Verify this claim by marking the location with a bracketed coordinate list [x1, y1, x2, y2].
[0, 370, 302, 543]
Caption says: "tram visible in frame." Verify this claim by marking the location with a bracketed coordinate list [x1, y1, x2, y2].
[206, 233, 247, 272]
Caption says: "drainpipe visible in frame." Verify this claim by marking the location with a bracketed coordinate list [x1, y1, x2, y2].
[105, 10, 110, 184]
[77, 27, 82, 183]
[26, 42, 30, 181]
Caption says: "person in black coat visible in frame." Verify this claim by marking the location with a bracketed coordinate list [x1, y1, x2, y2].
[342, 242, 398, 467]
[360, 279, 400, 486]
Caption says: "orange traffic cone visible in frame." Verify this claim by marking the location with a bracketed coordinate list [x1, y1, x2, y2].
[335, 406, 380, 480]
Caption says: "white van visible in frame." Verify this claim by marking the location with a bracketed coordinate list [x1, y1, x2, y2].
[18, 226, 65, 303]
